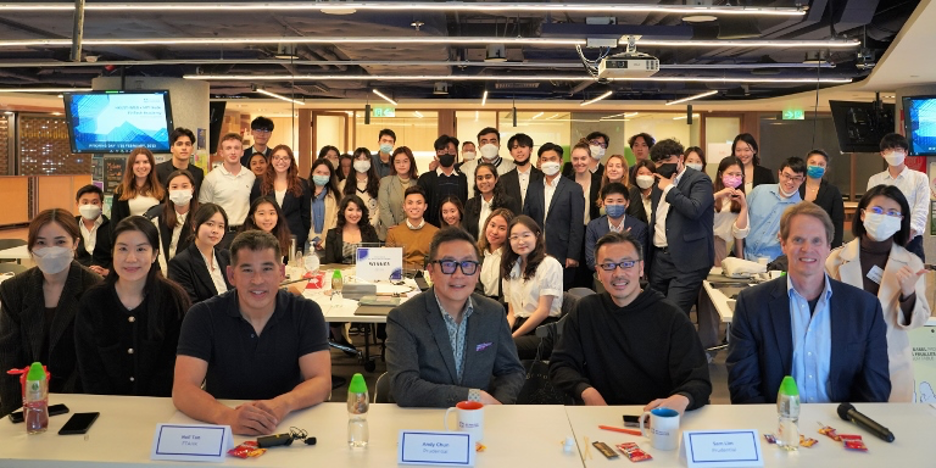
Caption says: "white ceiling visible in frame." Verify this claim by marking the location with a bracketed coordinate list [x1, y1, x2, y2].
[863, 0, 935, 90]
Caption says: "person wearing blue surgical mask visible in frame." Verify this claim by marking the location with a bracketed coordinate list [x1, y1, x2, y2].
[826, 185, 930, 402]
[307, 159, 340, 254]
[585, 183, 648, 275]
[798, 149, 844, 248]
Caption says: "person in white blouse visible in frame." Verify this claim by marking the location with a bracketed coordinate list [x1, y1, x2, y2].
[867, 133, 930, 261]
[712, 156, 750, 266]
[476, 208, 514, 301]
[502, 215, 564, 360]
[340, 147, 382, 237]
[168, 203, 233, 304]
[110, 147, 165, 230]
[146, 170, 198, 274]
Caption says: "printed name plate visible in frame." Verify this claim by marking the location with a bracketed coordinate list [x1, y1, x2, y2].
[357, 247, 404, 281]
[151, 423, 233, 463]
[681, 430, 763, 468]
[398, 430, 475, 466]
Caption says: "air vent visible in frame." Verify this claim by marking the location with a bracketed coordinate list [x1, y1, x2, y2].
[495, 82, 540, 89]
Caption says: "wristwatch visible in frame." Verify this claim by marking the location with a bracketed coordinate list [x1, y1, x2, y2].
[467, 389, 481, 403]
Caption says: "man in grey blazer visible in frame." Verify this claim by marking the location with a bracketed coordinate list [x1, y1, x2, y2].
[385, 228, 524, 407]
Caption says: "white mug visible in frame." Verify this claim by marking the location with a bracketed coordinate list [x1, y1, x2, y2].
[444, 401, 484, 442]
[640, 407, 681, 451]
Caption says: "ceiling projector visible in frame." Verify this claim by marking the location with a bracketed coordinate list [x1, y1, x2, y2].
[598, 52, 660, 79]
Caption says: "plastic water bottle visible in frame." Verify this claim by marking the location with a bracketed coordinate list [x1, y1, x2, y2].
[332, 269, 343, 293]
[24, 362, 48, 435]
[776, 375, 800, 450]
[347, 373, 369, 449]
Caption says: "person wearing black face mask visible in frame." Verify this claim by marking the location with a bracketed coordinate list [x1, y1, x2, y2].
[418, 135, 469, 227]
[646, 139, 715, 316]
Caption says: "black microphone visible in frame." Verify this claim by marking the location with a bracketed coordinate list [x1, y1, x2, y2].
[837, 402, 895, 443]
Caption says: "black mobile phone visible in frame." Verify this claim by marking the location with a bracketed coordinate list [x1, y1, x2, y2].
[414, 276, 429, 291]
[8, 404, 69, 424]
[623, 414, 640, 428]
[58, 412, 100, 435]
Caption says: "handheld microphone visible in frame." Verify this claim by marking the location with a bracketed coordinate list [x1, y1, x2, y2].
[837, 403, 895, 443]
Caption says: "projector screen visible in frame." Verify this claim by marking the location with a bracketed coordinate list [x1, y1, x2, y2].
[64, 90, 173, 154]
[903, 95, 936, 156]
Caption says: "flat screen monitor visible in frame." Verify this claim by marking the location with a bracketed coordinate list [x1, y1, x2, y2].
[64, 90, 173, 154]
[902, 95, 936, 155]
[829, 100, 894, 153]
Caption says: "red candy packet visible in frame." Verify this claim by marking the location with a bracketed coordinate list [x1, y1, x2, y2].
[616, 442, 653, 462]
[228, 441, 267, 459]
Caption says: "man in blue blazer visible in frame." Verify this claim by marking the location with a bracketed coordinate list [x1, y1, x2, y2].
[385, 228, 524, 407]
[646, 139, 715, 314]
[523, 143, 586, 290]
[726, 202, 890, 404]
[585, 182, 648, 271]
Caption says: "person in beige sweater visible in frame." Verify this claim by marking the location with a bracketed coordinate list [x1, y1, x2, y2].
[386, 186, 438, 270]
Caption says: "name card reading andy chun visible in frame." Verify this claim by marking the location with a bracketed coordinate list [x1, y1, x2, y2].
[151, 423, 233, 463]
[357, 247, 403, 282]
[681, 430, 763, 468]
[398, 430, 475, 467]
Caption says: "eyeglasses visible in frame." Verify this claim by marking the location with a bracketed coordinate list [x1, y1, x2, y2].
[597, 260, 638, 271]
[508, 232, 535, 242]
[779, 172, 804, 183]
[589, 140, 608, 148]
[272, 156, 291, 163]
[864, 206, 903, 218]
[432, 260, 480, 275]
[252, 128, 272, 134]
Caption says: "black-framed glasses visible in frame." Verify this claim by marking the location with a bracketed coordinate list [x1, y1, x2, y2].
[588, 140, 608, 148]
[432, 260, 480, 275]
[597, 260, 638, 272]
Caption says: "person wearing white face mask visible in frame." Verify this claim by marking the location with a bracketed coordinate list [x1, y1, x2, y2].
[0, 209, 103, 416]
[562, 131, 608, 179]
[523, 142, 586, 290]
[628, 160, 657, 225]
[74, 184, 113, 276]
[744, 157, 806, 263]
[460, 128, 515, 198]
[826, 185, 930, 402]
[340, 147, 382, 233]
[147, 170, 199, 273]
[867, 133, 929, 261]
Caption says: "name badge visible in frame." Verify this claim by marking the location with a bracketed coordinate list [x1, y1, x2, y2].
[867, 265, 884, 285]
[151, 423, 233, 463]
[680, 430, 763, 468]
[398, 430, 475, 467]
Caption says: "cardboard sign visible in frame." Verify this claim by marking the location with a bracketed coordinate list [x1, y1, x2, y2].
[681, 430, 763, 468]
[398, 430, 475, 467]
[151, 423, 233, 463]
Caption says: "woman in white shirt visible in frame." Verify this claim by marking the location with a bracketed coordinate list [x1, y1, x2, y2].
[146, 170, 198, 273]
[501, 215, 563, 360]
[110, 147, 165, 229]
[476, 208, 514, 301]
[168, 203, 232, 304]
[340, 147, 381, 237]
[712, 156, 750, 266]
[378, 147, 418, 237]
[463, 163, 521, 241]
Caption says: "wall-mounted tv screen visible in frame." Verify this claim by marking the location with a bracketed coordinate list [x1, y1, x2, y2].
[64, 90, 173, 154]
[829, 100, 894, 153]
[902, 95, 936, 156]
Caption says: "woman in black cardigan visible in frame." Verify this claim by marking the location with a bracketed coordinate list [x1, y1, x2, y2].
[75, 216, 190, 397]
[463, 162, 521, 241]
[168, 204, 232, 304]
[799, 149, 845, 248]
[0, 210, 102, 416]
[249, 144, 312, 253]
[323, 195, 380, 264]
[732, 133, 774, 192]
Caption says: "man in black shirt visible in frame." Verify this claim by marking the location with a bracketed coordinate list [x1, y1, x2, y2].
[173, 231, 331, 435]
[155, 127, 205, 192]
[418, 135, 468, 227]
[549, 231, 711, 413]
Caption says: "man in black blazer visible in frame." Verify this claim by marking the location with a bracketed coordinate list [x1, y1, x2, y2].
[497, 134, 542, 211]
[523, 143, 586, 290]
[646, 139, 714, 315]
[726, 202, 890, 404]
[155, 127, 205, 193]
[74, 184, 112, 275]
[418, 135, 468, 227]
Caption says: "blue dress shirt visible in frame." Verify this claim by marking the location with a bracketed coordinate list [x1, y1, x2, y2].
[744, 184, 801, 262]
[788, 274, 833, 403]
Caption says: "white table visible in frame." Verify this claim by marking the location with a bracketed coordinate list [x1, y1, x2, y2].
[0, 394, 580, 468]
[566, 403, 936, 467]
[0, 244, 29, 261]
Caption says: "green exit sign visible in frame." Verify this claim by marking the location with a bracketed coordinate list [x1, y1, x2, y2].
[782, 109, 805, 120]
[373, 107, 395, 117]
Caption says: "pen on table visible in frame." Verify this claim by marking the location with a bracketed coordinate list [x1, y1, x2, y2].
[598, 425, 642, 436]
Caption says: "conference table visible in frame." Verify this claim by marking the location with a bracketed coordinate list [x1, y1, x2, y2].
[0, 244, 29, 261]
[1, 394, 933, 467]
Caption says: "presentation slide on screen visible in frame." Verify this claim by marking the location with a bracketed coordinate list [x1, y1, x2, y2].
[908, 99, 936, 155]
[69, 93, 171, 153]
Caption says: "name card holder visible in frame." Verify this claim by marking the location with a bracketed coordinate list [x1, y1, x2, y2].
[680, 429, 763, 468]
[151, 423, 233, 463]
[398, 430, 475, 467]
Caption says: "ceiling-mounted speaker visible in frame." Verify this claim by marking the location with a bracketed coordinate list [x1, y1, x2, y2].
[365, 104, 371, 125]
[486, 44, 507, 62]
[717, 17, 761, 39]
[433, 82, 449, 95]
[274, 43, 299, 60]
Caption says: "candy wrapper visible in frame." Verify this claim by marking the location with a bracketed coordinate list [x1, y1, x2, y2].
[818, 425, 841, 441]
[840, 434, 868, 452]
[617, 442, 653, 462]
[228, 441, 267, 459]
[476, 442, 486, 452]
[799, 435, 818, 448]
[764, 434, 777, 444]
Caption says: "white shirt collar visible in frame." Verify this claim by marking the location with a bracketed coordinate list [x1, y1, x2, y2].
[544, 175, 561, 188]
[406, 218, 426, 230]
[436, 167, 459, 177]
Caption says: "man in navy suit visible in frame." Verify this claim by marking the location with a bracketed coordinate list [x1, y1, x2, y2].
[726, 202, 890, 404]
[647, 139, 715, 315]
[523, 143, 585, 290]
[585, 182, 648, 271]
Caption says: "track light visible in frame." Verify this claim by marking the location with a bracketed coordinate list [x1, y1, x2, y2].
[373, 89, 398, 106]
[254, 87, 305, 105]
[185, 74, 852, 84]
[666, 90, 718, 105]
[580, 90, 614, 106]
[481, 90, 488, 106]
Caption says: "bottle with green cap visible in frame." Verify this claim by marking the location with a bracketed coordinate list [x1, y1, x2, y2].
[24, 362, 49, 434]
[776, 375, 800, 450]
[332, 269, 343, 296]
[347, 373, 369, 449]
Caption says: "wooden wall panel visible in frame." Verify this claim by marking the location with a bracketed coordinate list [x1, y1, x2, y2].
[0, 176, 29, 226]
